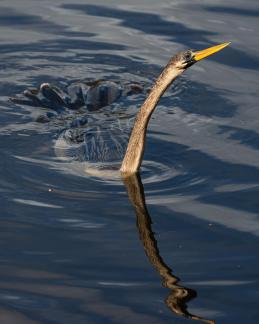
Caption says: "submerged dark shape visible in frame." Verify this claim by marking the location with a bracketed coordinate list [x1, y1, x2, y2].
[11, 80, 143, 113]
[11, 80, 145, 164]
[124, 173, 214, 324]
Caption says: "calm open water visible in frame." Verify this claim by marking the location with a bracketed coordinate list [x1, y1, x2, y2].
[1, 0, 259, 323]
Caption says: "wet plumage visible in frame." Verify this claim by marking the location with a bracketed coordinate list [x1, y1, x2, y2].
[11, 79, 144, 164]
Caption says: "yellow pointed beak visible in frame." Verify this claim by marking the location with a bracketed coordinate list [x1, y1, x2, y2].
[193, 42, 231, 61]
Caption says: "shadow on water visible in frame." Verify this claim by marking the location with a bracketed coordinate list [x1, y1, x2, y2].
[62, 3, 214, 42]
[0, 39, 126, 55]
[163, 78, 236, 118]
[148, 137, 259, 186]
[124, 173, 214, 324]
[202, 5, 259, 18]
[0, 6, 94, 37]
[61, 4, 259, 70]
[218, 125, 259, 150]
[145, 136, 259, 223]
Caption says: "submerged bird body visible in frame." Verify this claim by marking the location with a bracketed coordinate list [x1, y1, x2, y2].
[12, 80, 144, 167]
[11, 42, 230, 176]
[54, 116, 130, 164]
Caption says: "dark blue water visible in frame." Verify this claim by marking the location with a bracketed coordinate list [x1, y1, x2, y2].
[1, 0, 259, 323]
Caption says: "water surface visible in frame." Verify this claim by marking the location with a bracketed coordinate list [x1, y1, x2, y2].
[1, 0, 259, 323]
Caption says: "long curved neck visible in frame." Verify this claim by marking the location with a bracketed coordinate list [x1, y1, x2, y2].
[120, 62, 184, 175]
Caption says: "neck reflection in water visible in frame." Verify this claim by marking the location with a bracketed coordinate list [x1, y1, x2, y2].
[123, 173, 214, 324]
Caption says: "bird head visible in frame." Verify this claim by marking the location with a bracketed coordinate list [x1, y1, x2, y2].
[173, 42, 231, 70]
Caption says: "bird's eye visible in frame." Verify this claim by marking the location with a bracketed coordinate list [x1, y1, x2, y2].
[184, 51, 193, 62]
